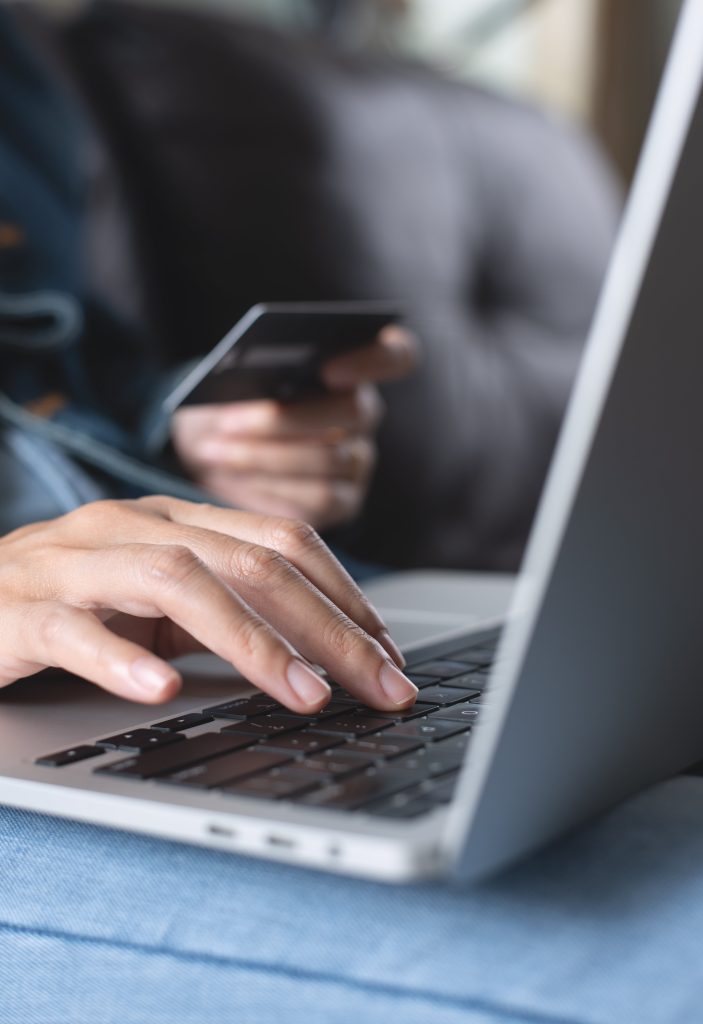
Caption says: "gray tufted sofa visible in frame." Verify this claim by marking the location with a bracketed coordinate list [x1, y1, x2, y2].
[29, 0, 622, 571]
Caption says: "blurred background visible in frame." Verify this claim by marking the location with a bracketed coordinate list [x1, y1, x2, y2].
[117, 0, 684, 183]
[12, 0, 688, 572]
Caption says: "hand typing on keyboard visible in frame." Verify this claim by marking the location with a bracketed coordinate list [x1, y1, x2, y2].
[0, 496, 417, 713]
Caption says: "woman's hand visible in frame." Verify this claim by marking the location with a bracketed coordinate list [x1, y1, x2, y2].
[170, 326, 418, 529]
[0, 496, 417, 712]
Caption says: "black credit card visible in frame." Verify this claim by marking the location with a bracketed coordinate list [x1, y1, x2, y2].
[162, 301, 401, 413]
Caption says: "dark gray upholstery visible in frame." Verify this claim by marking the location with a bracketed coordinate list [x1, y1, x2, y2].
[45, 2, 621, 570]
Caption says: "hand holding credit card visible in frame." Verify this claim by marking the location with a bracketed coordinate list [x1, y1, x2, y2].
[162, 302, 403, 414]
[167, 302, 417, 530]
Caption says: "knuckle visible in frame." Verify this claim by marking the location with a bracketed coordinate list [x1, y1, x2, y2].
[229, 613, 275, 662]
[37, 604, 75, 652]
[66, 499, 121, 528]
[231, 543, 291, 587]
[321, 614, 369, 662]
[267, 518, 322, 556]
[143, 544, 204, 589]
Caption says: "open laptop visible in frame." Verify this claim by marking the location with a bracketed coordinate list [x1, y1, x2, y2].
[1, 0, 702, 885]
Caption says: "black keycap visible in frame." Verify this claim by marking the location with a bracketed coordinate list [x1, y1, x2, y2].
[407, 659, 481, 677]
[467, 695, 493, 707]
[321, 692, 364, 708]
[36, 745, 104, 768]
[160, 749, 292, 790]
[366, 794, 436, 819]
[432, 705, 481, 725]
[438, 671, 490, 690]
[204, 696, 280, 720]
[309, 714, 393, 738]
[365, 773, 460, 815]
[372, 702, 440, 721]
[419, 771, 461, 804]
[95, 732, 256, 780]
[275, 701, 351, 722]
[432, 732, 472, 756]
[221, 769, 322, 801]
[390, 746, 464, 779]
[151, 713, 214, 732]
[296, 768, 428, 811]
[300, 749, 375, 777]
[448, 645, 496, 664]
[96, 729, 185, 753]
[405, 686, 480, 707]
[221, 715, 309, 739]
[405, 674, 437, 688]
[258, 730, 346, 754]
[343, 734, 424, 759]
[388, 720, 470, 742]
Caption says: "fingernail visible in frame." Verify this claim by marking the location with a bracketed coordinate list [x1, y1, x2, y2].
[130, 657, 178, 697]
[286, 660, 332, 707]
[378, 629, 405, 668]
[379, 662, 418, 706]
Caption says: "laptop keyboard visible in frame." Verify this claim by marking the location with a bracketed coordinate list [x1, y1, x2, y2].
[34, 628, 500, 820]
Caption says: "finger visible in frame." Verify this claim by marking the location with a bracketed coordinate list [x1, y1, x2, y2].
[10, 601, 182, 703]
[197, 385, 384, 439]
[322, 325, 419, 390]
[104, 531, 417, 710]
[63, 544, 333, 714]
[191, 435, 375, 481]
[140, 498, 406, 670]
[190, 473, 364, 531]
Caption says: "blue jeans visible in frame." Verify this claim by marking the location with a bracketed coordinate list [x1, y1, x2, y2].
[2, 777, 703, 1024]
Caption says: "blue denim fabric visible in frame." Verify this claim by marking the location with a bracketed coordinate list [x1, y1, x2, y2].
[1, 777, 702, 1024]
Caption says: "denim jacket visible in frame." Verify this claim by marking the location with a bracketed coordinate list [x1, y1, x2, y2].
[0, 9, 202, 533]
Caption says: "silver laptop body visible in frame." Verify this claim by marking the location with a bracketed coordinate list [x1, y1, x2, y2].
[0, 0, 702, 885]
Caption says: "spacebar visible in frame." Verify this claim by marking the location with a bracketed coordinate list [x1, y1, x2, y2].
[95, 732, 254, 779]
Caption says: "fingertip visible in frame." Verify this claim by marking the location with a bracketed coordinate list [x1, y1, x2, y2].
[285, 659, 332, 711]
[128, 657, 182, 704]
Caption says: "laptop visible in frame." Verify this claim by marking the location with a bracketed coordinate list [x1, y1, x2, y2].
[1, 0, 702, 885]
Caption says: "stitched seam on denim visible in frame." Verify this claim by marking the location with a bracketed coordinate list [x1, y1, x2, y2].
[0, 920, 593, 1024]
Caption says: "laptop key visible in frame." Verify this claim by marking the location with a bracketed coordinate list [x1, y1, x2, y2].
[150, 713, 214, 732]
[402, 686, 479, 707]
[221, 768, 322, 801]
[274, 701, 351, 722]
[388, 719, 471, 742]
[159, 749, 293, 789]
[308, 714, 393, 738]
[203, 696, 281, 720]
[432, 705, 481, 725]
[366, 795, 436, 819]
[257, 730, 346, 754]
[342, 734, 424, 758]
[296, 768, 429, 811]
[221, 715, 311, 739]
[432, 732, 472, 756]
[372, 702, 440, 721]
[323, 692, 364, 707]
[448, 645, 496, 664]
[439, 672, 490, 690]
[405, 674, 438, 688]
[365, 771, 461, 815]
[95, 731, 257, 779]
[299, 749, 375, 776]
[36, 745, 104, 767]
[390, 746, 464, 778]
[407, 659, 482, 677]
[96, 729, 185, 753]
